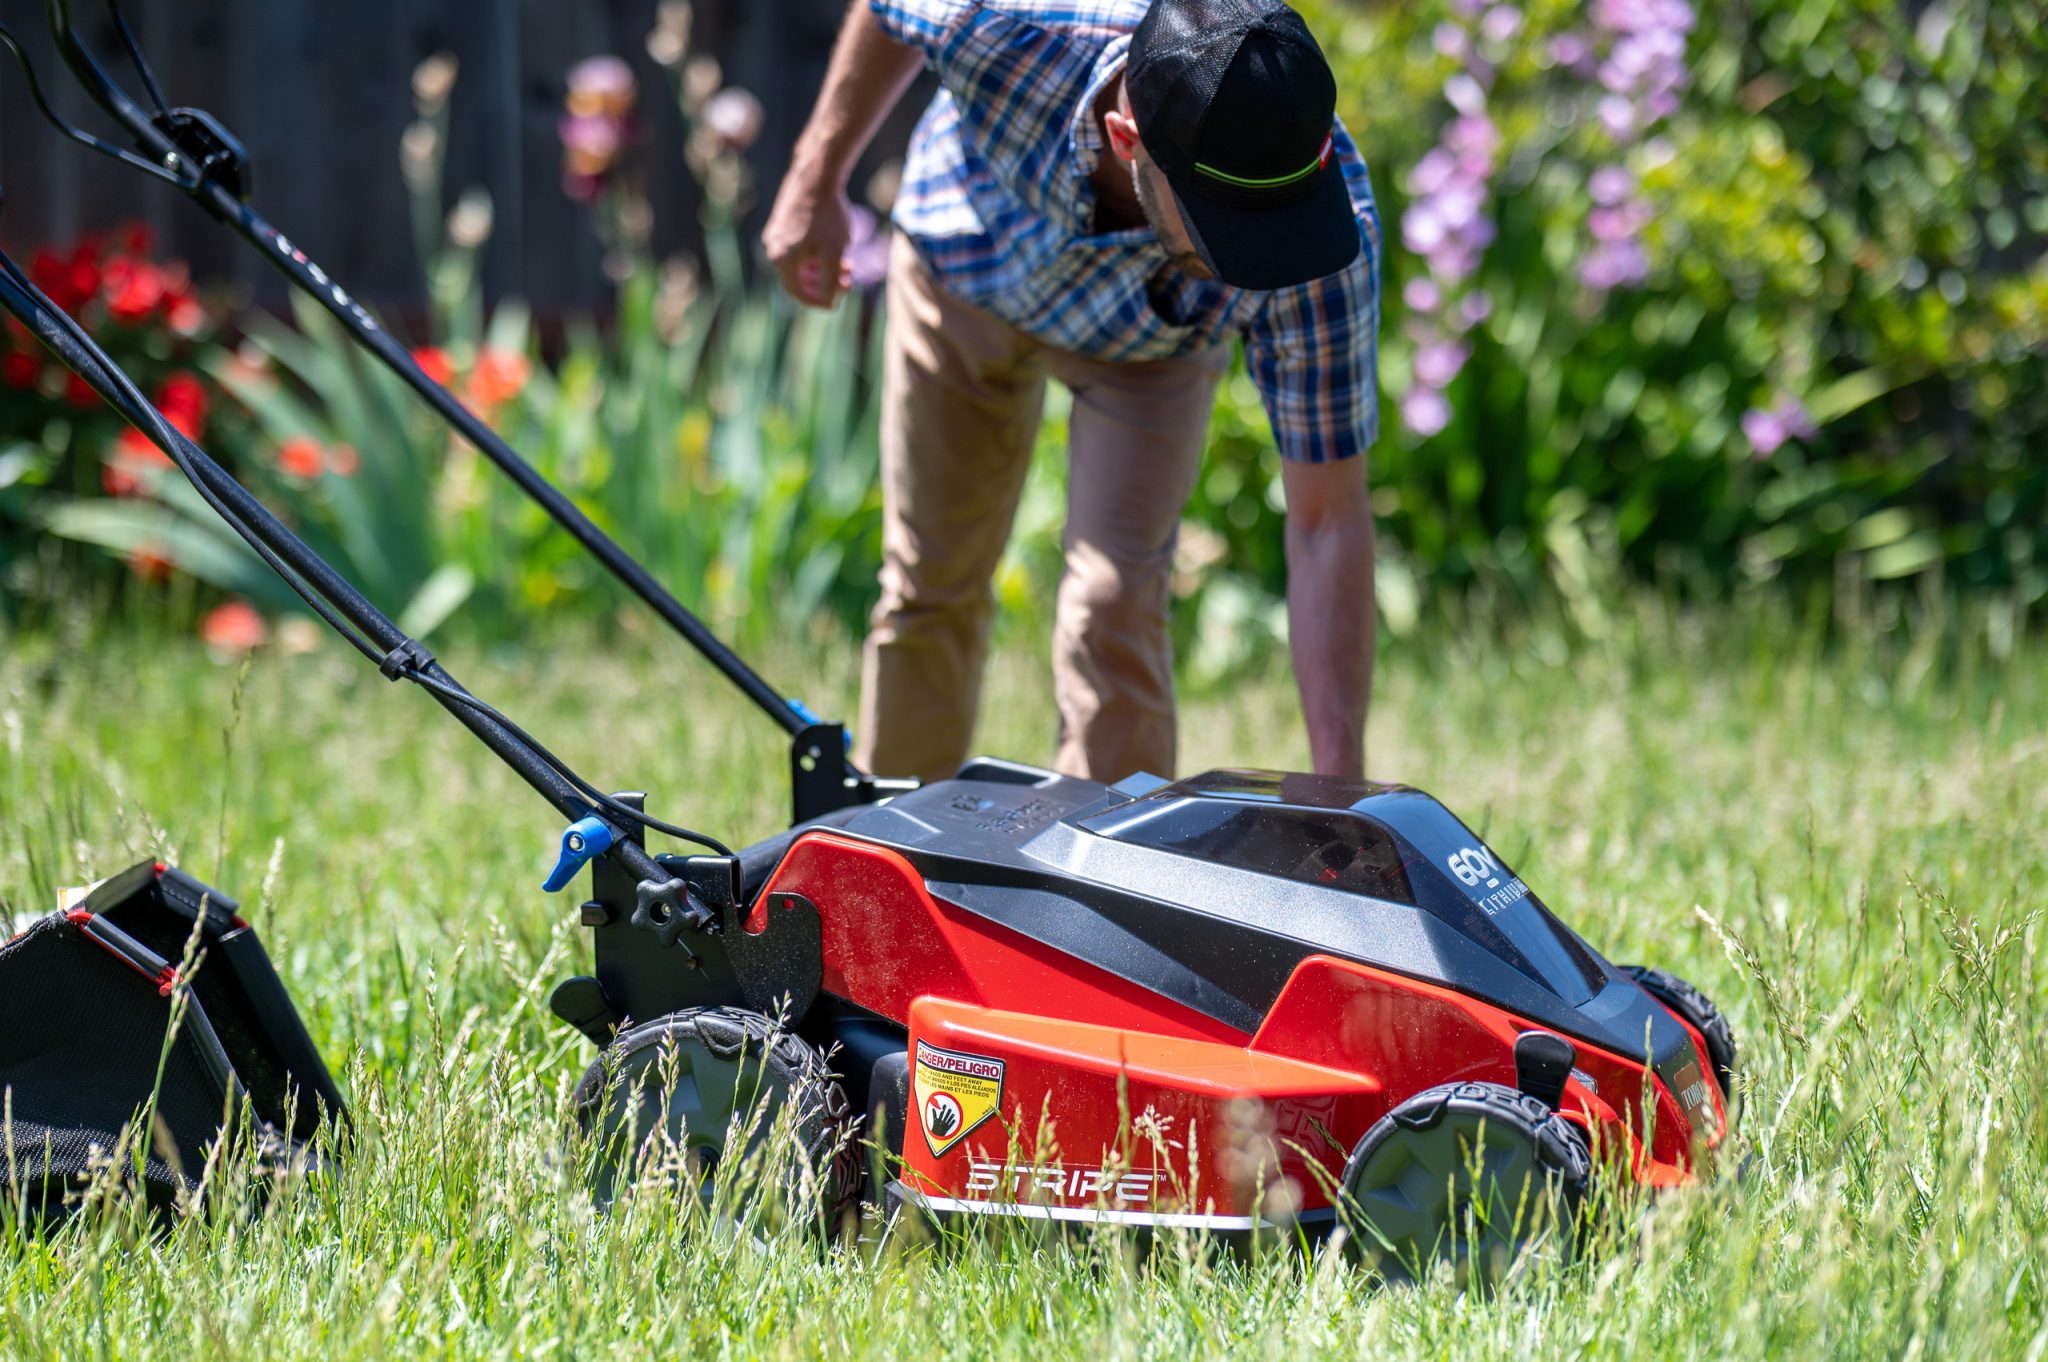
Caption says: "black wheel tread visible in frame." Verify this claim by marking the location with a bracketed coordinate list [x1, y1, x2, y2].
[573, 1005, 862, 1225]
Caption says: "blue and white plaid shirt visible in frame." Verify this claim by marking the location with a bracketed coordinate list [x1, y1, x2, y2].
[871, 0, 1382, 462]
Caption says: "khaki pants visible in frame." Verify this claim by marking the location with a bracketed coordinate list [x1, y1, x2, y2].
[856, 233, 1229, 784]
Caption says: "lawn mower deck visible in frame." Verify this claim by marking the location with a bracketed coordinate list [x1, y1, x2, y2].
[554, 762, 1733, 1241]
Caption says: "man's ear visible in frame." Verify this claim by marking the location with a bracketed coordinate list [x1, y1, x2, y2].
[1104, 107, 1141, 163]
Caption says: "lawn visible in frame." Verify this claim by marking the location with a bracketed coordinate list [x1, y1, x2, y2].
[1, 605, 2043, 1359]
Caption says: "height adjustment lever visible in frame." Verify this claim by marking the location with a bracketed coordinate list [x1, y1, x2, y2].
[543, 815, 613, 893]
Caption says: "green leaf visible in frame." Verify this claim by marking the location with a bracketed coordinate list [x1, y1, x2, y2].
[396, 563, 475, 639]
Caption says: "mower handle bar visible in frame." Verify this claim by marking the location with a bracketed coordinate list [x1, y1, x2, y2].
[41, 0, 869, 784]
[0, 246, 714, 945]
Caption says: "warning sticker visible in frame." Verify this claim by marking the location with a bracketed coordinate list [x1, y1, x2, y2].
[912, 1039, 1004, 1158]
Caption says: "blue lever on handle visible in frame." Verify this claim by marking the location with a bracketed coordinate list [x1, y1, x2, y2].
[543, 815, 614, 893]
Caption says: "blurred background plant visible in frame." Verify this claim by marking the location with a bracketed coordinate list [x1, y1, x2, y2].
[1, 0, 2041, 673]
[0, 222, 243, 617]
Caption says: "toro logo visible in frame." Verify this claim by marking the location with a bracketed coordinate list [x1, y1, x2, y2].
[1446, 846, 1503, 889]
[912, 1040, 1005, 1158]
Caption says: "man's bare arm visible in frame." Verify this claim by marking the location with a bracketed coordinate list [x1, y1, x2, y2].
[762, 3, 925, 309]
[1281, 457, 1375, 778]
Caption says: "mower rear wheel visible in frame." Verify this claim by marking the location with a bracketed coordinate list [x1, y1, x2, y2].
[1621, 964, 1737, 1107]
[571, 1006, 862, 1231]
[1341, 1081, 1592, 1284]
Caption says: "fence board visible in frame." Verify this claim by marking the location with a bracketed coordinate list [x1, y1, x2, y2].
[0, 0, 931, 322]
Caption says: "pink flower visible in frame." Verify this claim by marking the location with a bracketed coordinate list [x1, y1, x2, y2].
[1479, 5, 1524, 43]
[565, 56, 635, 118]
[1598, 94, 1637, 138]
[1414, 341, 1471, 388]
[700, 87, 764, 152]
[1403, 277, 1442, 313]
[1581, 240, 1649, 290]
[1589, 201, 1649, 242]
[1410, 148, 1457, 197]
[1741, 407, 1788, 456]
[1549, 33, 1592, 69]
[1402, 204, 1447, 254]
[1401, 384, 1453, 437]
[1590, 165, 1634, 206]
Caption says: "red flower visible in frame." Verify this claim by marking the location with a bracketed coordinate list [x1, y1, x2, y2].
[64, 372, 99, 409]
[412, 346, 454, 387]
[277, 435, 326, 479]
[103, 427, 173, 497]
[200, 600, 267, 652]
[103, 257, 166, 323]
[156, 372, 208, 440]
[328, 443, 360, 477]
[2, 352, 39, 390]
[467, 349, 531, 408]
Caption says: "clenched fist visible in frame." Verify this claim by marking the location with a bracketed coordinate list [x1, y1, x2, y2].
[763, 166, 857, 310]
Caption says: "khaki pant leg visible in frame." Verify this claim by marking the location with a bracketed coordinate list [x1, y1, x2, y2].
[1043, 341, 1231, 782]
[857, 234, 1047, 783]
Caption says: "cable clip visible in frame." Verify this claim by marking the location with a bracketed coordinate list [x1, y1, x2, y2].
[379, 638, 435, 681]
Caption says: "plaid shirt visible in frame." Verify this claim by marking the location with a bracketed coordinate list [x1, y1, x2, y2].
[870, 0, 1382, 462]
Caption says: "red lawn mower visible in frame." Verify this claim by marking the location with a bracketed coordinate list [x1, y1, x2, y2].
[0, 0, 1736, 1272]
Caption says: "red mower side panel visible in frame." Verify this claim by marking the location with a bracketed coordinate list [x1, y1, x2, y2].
[1254, 955, 1724, 1179]
[758, 832, 1246, 1044]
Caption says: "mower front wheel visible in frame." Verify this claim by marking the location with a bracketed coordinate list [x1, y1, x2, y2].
[1620, 964, 1737, 1109]
[571, 1006, 862, 1232]
[1340, 1080, 1592, 1285]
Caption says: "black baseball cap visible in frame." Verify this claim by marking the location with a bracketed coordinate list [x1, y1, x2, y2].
[1126, 0, 1360, 290]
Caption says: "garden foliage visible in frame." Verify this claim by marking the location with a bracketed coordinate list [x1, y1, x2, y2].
[1, 0, 2041, 663]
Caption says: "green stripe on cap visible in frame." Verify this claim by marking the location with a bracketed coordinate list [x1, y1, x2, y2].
[1191, 131, 1335, 190]
[1192, 155, 1323, 189]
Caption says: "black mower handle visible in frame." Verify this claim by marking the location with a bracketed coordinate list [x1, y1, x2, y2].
[41, 0, 882, 821]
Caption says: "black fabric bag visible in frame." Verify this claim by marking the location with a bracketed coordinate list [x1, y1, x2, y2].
[0, 862, 345, 1212]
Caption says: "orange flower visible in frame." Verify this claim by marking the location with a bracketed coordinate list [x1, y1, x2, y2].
[412, 346, 454, 387]
[467, 349, 531, 408]
[127, 543, 174, 584]
[277, 436, 327, 479]
[200, 600, 267, 652]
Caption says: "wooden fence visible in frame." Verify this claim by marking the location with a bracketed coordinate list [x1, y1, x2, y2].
[0, 0, 927, 318]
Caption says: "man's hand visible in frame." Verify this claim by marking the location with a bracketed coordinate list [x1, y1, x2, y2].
[763, 172, 856, 309]
[761, 2, 924, 310]
[1281, 457, 1375, 778]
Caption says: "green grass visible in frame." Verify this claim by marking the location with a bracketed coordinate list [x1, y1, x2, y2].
[1, 605, 2044, 1359]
